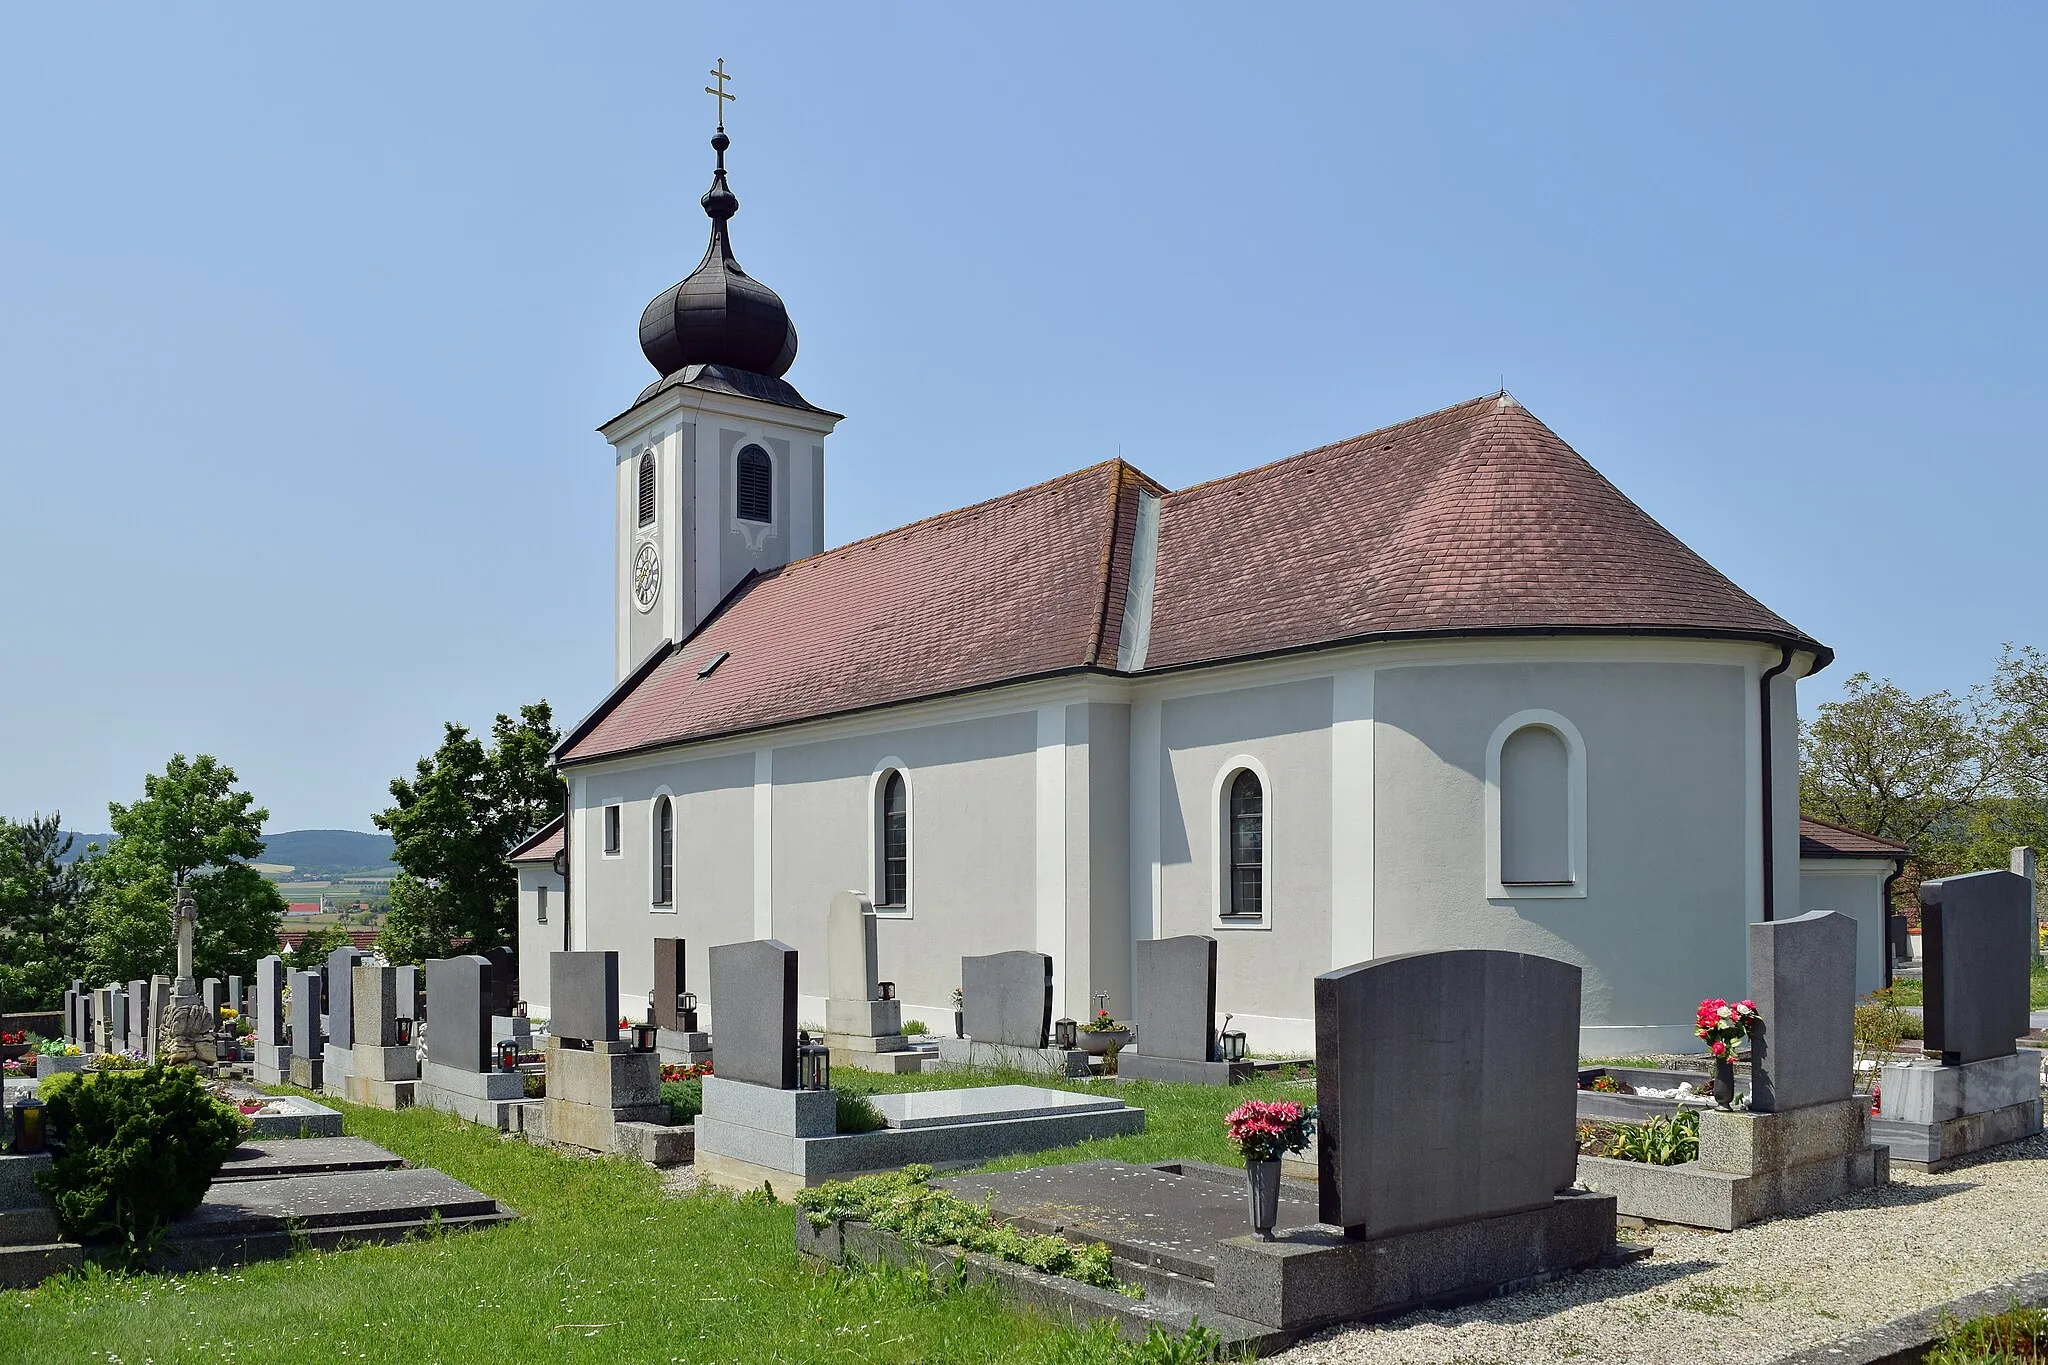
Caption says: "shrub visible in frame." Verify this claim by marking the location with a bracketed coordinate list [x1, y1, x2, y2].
[796, 1165, 1123, 1290]
[901, 1019, 930, 1037]
[35, 1064, 248, 1266]
[834, 1087, 886, 1134]
[661, 1078, 701, 1124]
[1601, 1109, 1700, 1166]
[523, 1072, 545, 1099]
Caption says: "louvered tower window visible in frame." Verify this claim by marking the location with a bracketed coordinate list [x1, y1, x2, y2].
[737, 445, 772, 523]
[637, 453, 656, 527]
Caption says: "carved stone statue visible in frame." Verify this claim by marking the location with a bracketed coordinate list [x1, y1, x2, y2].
[160, 881, 216, 1066]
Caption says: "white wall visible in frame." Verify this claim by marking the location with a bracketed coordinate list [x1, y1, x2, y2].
[514, 864, 563, 1017]
[1798, 858, 1894, 997]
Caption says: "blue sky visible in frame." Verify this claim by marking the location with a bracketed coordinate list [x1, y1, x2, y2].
[2, 5, 2042, 833]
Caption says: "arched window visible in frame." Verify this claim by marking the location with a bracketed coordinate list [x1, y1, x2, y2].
[736, 445, 772, 524]
[653, 796, 674, 906]
[1496, 722, 1575, 888]
[637, 453, 656, 527]
[1226, 770, 1264, 919]
[877, 770, 908, 910]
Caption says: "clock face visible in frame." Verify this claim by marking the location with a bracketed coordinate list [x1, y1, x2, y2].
[633, 541, 660, 612]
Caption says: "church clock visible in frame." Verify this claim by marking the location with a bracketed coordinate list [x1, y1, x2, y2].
[633, 540, 661, 612]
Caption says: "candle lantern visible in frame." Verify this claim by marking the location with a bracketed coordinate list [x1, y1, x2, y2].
[395, 1016, 414, 1047]
[678, 990, 699, 1034]
[498, 1039, 519, 1072]
[1218, 1012, 1247, 1064]
[797, 1031, 831, 1092]
[514, 1000, 529, 1018]
[646, 991, 657, 1025]
[877, 981, 896, 1002]
[1053, 1017, 1079, 1050]
[11, 1096, 44, 1154]
[631, 1022, 658, 1053]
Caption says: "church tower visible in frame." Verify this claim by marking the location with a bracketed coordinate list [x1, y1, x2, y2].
[599, 70, 841, 680]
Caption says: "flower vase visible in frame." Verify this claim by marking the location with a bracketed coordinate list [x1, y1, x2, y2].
[1245, 1158, 1282, 1239]
[953, 1010, 965, 1039]
[1712, 1058, 1735, 1109]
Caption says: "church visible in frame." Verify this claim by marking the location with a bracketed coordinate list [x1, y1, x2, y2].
[510, 112, 1896, 1057]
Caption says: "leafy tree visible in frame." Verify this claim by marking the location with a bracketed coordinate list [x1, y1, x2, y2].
[283, 923, 352, 973]
[1800, 673, 1989, 864]
[0, 813, 90, 1008]
[85, 755, 287, 985]
[375, 702, 562, 963]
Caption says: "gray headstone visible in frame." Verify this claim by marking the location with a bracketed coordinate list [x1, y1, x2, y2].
[395, 965, 423, 1022]
[326, 947, 366, 1048]
[228, 974, 244, 1023]
[148, 974, 172, 1061]
[354, 964, 400, 1048]
[961, 951, 1053, 1049]
[1923, 869, 2033, 1064]
[126, 980, 147, 1053]
[827, 892, 881, 1004]
[203, 978, 222, 1020]
[654, 938, 687, 1032]
[1316, 949, 1581, 1239]
[485, 946, 517, 1017]
[288, 970, 323, 1053]
[548, 951, 620, 1044]
[708, 939, 798, 1089]
[426, 956, 492, 1072]
[1748, 910, 1856, 1112]
[1133, 935, 1217, 1063]
[257, 957, 287, 1046]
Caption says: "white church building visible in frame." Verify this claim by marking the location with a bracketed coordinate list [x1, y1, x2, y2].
[512, 122, 1899, 1056]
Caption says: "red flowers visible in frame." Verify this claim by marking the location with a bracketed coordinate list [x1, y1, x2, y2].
[661, 1061, 713, 1083]
[1695, 998, 1761, 1056]
[1225, 1099, 1317, 1163]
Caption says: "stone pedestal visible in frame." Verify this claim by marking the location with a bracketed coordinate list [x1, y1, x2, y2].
[1118, 1055, 1253, 1085]
[346, 1042, 418, 1110]
[322, 1043, 355, 1100]
[288, 1054, 324, 1090]
[657, 1029, 713, 1067]
[1875, 1052, 2044, 1171]
[420, 1061, 527, 1130]
[542, 1039, 666, 1154]
[253, 1043, 293, 1087]
[932, 1036, 1089, 1076]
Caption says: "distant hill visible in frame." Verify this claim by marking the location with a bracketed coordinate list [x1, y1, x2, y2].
[56, 828, 398, 880]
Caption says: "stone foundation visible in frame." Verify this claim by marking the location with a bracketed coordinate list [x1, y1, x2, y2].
[252, 1043, 292, 1087]
[932, 1036, 1090, 1077]
[541, 1038, 668, 1154]
[419, 1061, 526, 1129]
[1117, 1054, 1252, 1086]
[1875, 1053, 2044, 1171]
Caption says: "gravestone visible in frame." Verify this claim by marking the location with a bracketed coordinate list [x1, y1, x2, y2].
[203, 978, 222, 1021]
[344, 963, 419, 1108]
[228, 973, 244, 1024]
[126, 980, 147, 1053]
[653, 938, 687, 1032]
[1749, 911, 1856, 1113]
[256, 957, 287, 1044]
[549, 952, 620, 1045]
[1316, 949, 1580, 1238]
[708, 939, 798, 1089]
[326, 947, 366, 1051]
[824, 893, 911, 1069]
[148, 973, 172, 1062]
[961, 951, 1053, 1049]
[62, 988, 76, 1047]
[485, 946, 517, 1017]
[395, 965, 424, 1024]
[426, 956, 492, 1073]
[1922, 869, 2033, 1065]
[1122, 935, 1246, 1085]
[289, 970, 323, 1055]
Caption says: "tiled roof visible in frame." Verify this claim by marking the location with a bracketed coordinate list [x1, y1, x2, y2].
[560, 395, 1824, 765]
[1799, 816, 1908, 860]
[507, 815, 565, 865]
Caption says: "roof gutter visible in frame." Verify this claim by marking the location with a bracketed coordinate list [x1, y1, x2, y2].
[1759, 644, 1797, 921]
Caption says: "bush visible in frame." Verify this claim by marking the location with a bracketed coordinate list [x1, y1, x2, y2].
[661, 1078, 701, 1124]
[834, 1087, 887, 1135]
[1583, 1109, 1700, 1165]
[35, 1064, 248, 1266]
[1927, 1298, 2048, 1364]
[901, 1019, 930, 1037]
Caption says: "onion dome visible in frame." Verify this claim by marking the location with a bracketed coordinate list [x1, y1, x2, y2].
[638, 129, 799, 380]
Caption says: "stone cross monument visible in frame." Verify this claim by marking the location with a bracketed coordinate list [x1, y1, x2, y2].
[158, 879, 215, 1065]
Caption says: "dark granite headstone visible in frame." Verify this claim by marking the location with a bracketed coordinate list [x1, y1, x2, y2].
[961, 950, 1053, 1049]
[354, 964, 400, 1048]
[654, 938, 687, 1032]
[484, 946, 517, 1017]
[548, 951, 619, 1044]
[1315, 949, 1580, 1239]
[1748, 910, 1856, 1112]
[708, 939, 798, 1089]
[256, 957, 286, 1047]
[326, 947, 366, 1049]
[289, 969, 323, 1053]
[1923, 869, 2033, 1064]
[1133, 935, 1217, 1062]
[1887, 914, 1911, 963]
[426, 955, 492, 1072]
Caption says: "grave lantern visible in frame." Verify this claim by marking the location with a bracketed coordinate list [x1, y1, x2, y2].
[646, 991, 657, 1026]
[1053, 1017, 1078, 1050]
[1219, 1028, 1247, 1064]
[11, 1095, 44, 1154]
[395, 1016, 414, 1046]
[796, 1031, 830, 1091]
[877, 980, 896, 1002]
[631, 1021, 658, 1053]
[497, 1039, 519, 1072]
[678, 991, 698, 1033]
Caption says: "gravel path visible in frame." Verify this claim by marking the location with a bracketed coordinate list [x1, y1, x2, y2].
[1272, 1133, 2048, 1365]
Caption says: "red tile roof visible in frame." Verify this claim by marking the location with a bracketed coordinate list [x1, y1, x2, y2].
[508, 815, 565, 865]
[560, 395, 1824, 765]
[1799, 816, 1908, 860]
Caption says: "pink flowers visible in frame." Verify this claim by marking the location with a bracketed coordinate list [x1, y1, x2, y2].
[1695, 997, 1761, 1057]
[1225, 1099, 1317, 1163]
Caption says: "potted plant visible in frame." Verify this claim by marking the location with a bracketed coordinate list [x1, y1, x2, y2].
[1224, 1099, 1316, 1239]
[1695, 997, 1761, 1108]
[33, 1038, 86, 1079]
[1077, 1008, 1131, 1056]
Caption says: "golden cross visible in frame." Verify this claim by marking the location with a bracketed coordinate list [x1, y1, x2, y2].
[705, 58, 735, 128]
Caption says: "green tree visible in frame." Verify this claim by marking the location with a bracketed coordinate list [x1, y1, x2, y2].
[375, 702, 562, 963]
[283, 924, 352, 973]
[0, 813, 91, 1009]
[85, 755, 287, 985]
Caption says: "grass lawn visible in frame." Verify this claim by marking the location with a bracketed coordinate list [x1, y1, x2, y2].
[1883, 965, 2048, 1011]
[0, 1067, 1300, 1363]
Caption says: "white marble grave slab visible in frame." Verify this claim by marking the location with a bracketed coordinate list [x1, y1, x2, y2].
[870, 1084, 1126, 1130]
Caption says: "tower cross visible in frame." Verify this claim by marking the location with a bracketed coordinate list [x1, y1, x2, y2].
[705, 58, 735, 129]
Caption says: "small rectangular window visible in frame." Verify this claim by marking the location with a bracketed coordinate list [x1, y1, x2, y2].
[536, 885, 549, 924]
[604, 805, 621, 856]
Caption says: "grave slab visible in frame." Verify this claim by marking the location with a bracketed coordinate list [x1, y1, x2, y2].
[932, 1036, 1089, 1076]
[869, 1084, 1126, 1130]
[961, 950, 1052, 1049]
[213, 1138, 402, 1182]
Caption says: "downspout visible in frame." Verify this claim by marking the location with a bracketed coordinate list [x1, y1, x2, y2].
[1880, 856, 1906, 990]
[1759, 645, 1796, 922]
[553, 772, 572, 955]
